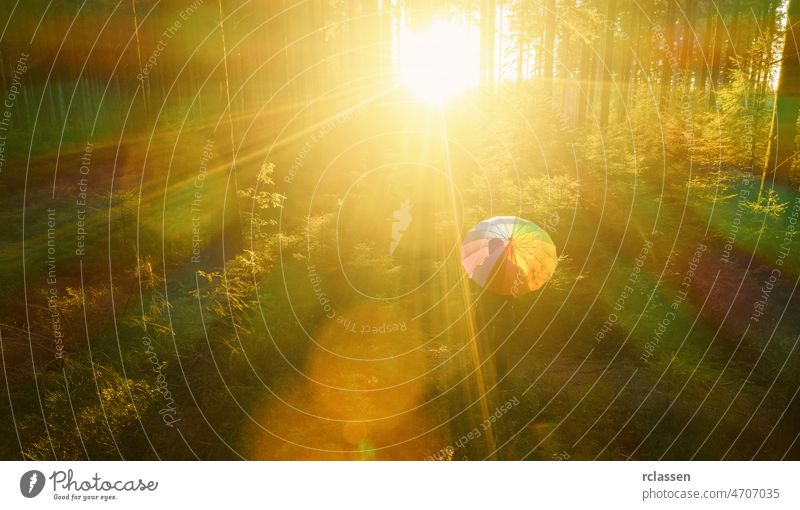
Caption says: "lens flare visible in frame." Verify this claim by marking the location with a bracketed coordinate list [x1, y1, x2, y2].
[399, 21, 480, 104]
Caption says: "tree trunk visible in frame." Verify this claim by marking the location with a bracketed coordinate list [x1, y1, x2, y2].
[659, 0, 676, 112]
[717, 0, 741, 89]
[481, 0, 488, 86]
[559, 0, 577, 113]
[487, 0, 496, 88]
[707, 11, 724, 106]
[130, 0, 148, 121]
[543, 0, 556, 94]
[497, 1, 504, 85]
[599, 0, 617, 127]
[762, 0, 800, 192]
[617, 7, 638, 122]
[695, 13, 713, 99]
[678, 0, 697, 96]
[216, 0, 243, 262]
[577, 36, 591, 126]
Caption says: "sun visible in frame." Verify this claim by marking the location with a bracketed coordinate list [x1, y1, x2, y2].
[399, 21, 480, 105]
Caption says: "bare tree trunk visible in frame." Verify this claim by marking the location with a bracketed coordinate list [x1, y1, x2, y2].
[131, 0, 148, 120]
[487, 0, 496, 88]
[543, 0, 556, 94]
[577, 37, 591, 126]
[481, 0, 488, 86]
[707, 11, 724, 106]
[497, 1, 504, 84]
[216, 0, 243, 262]
[761, 0, 800, 194]
[713, 0, 741, 97]
[599, 0, 617, 127]
[696, 13, 713, 99]
[559, 0, 577, 113]
[617, 6, 638, 122]
[678, 0, 698, 97]
[659, 0, 676, 112]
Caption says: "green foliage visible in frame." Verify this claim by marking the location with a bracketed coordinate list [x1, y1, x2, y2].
[686, 173, 739, 202]
[238, 162, 286, 242]
[746, 188, 788, 218]
[193, 161, 285, 330]
[22, 360, 158, 460]
[126, 257, 173, 338]
[193, 250, 267, 332]
[691, 66, 771, 171]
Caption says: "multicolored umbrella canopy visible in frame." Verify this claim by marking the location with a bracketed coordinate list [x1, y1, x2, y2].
[461, 216, 557, 296]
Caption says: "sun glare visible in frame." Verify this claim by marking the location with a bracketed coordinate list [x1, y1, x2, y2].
[399, 21, 480, 104]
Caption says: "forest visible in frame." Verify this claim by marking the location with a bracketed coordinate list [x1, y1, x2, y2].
[0, 0, 799, 460]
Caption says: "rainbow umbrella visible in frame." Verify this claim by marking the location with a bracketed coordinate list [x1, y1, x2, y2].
[461, 216, 557, 296]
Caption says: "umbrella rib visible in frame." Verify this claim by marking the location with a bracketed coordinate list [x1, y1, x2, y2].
[462, 217, 556, 295]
